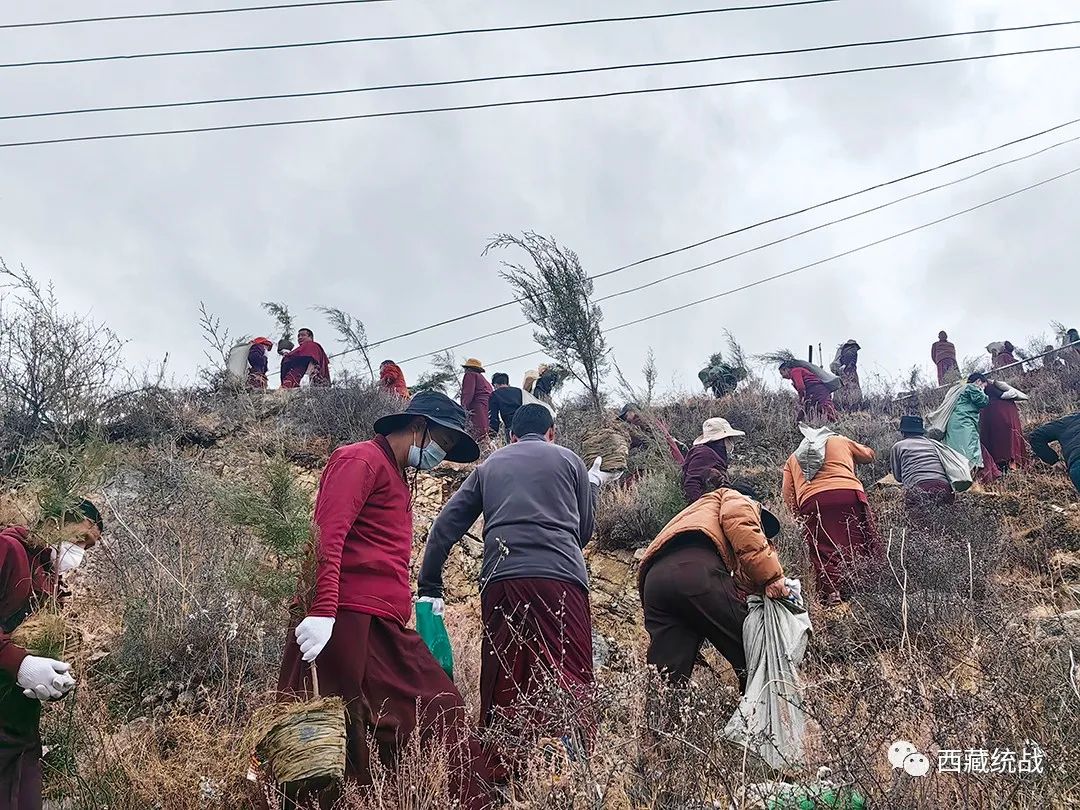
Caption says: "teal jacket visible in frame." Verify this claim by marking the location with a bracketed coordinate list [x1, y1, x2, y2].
[944, 384, 991, 467]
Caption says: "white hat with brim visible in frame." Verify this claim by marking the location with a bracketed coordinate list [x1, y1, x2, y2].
[693, 417, 746, 446]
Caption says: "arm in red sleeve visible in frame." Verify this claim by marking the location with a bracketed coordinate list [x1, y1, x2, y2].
[307, 455, 377, 618]
[0, 527, 32, 677]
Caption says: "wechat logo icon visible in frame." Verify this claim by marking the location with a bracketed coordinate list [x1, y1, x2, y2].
[888, 740, 931, 777]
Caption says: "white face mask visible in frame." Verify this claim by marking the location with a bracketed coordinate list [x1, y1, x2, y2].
[724, 438, 735, 456]
[57, 541, 85, 575]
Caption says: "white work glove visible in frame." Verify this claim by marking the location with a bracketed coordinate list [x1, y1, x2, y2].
[588, 457, 624, 487]
[17, 656, 75, 701]
[784, 578, 804, 608]
[294, 616, 335, 663]
[417, 596, 445, 616]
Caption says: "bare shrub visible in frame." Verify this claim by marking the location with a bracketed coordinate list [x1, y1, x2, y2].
[0, 260, 125, 456]
[282, 378, 403, 447]
[594, 470, 686, 551]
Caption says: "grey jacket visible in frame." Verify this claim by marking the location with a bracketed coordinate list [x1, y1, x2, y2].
[890, 436, 949, 488]
[418, 435, 597, 598]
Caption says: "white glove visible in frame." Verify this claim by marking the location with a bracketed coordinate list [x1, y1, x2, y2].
[784, 577, 804, 608]
[417, 596, 445, 616]
[17, 656, 74, 701]
[588, 457, 624, 487]
[294, 616, 335, 663]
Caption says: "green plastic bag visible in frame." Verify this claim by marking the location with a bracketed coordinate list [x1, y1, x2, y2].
[416, 601, 454, 680]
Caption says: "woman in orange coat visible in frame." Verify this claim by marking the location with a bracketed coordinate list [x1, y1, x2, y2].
[782, 428, 877, 606]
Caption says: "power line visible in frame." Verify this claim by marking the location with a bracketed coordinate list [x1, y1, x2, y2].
[5, 44, 1080, 150]
[484, 164, 1080, 367]
[0, 0, 395, 30]
[0, 1, 840, 70]
[8, 20, 1079, 122]
[269, 113, 1080, 374]
[393, 134, 1080, 368]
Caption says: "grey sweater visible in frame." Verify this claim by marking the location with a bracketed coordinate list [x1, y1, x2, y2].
[418, 435, 597, 598]
[890, 436, 949, 488]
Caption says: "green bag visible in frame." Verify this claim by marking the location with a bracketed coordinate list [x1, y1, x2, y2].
[415, 601, 454, 680]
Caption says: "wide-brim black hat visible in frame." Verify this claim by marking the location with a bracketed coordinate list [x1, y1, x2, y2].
[372, 391, 480, 463]
[899, 414, 925, 435]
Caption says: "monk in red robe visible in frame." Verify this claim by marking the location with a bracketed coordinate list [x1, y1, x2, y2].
[279, 328, 330, 389]
[979, 383, 1030, 473]
[2, 503, 101, 810]
[378, 360, 409, 399]
[992, 341, 1018, 370]
[247, 337, 273, 390]
[459, 358, 493, 443]
[779, 362, 837, 423]
[931, 331, 960, 385]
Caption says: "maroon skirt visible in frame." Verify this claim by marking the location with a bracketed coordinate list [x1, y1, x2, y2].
[277, 611, 491, 809]
[798, 489, 877, 599]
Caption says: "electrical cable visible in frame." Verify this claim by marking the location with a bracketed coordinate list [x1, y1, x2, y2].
[0, 0, 396, 30]
[7, 20, 1079, 122]
[1, 1, 841, 69]
[259, 114, 1080, 375]
[481, 164, 1080, 367]
[5, 45, 1079, 150]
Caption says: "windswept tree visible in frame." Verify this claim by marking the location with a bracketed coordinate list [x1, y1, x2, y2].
[317, 306, 374, 380]
[261, 301, 293, 349]
[486, 232, 608, 412]
[412, 350, 459, 396]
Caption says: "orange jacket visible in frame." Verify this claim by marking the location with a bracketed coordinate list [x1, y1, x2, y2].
[782, 435, 875, 511]
[637, 488, 784, 594]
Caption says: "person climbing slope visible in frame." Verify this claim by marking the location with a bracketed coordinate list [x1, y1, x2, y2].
[782, 426, 877, 606]
[277, 392, 491, 809]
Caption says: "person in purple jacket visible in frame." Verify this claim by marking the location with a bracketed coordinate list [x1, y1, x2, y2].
[681, 418, 745, 503]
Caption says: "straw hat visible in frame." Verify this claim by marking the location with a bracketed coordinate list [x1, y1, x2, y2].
[462, 358, 486, 372]
[693, 417, 746, 446]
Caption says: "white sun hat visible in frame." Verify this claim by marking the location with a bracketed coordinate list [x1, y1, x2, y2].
[693, 417, 746, 446]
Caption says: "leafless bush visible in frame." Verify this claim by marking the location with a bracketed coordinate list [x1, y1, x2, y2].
[0, 260, 125, 456]
[594, 470, 686, 551]
[282, 379, 403, 447]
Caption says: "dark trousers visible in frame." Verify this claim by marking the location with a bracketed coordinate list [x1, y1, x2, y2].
[1070, 460, 1080, 493]
[0, 682, 43, 810]
[480, 578, 594, 777]
[798, 489, 877, 599]
[641, 542, 749, 692]
[278, 611, 491, 810]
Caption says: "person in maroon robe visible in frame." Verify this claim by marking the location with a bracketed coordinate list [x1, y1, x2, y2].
[779, 362, 837, 423]
[459, 358, 493, 443]
[247, 337, 273, 390]
[279, 328, 330, 389]
[378, 360, 409, 399]
[932, 331, 960, 385]
[992, 341, 1018, 370]
[1, 503, 102, 810]
[277, 392, 491, 809]
[979, 382, 1030, 473]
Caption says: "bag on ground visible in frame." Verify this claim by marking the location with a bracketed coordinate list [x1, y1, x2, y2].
[724, 590, 813, 771]
[416, 600, 454, 680]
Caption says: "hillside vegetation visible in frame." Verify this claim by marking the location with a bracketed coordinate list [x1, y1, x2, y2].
[1, 270, 1079, 809]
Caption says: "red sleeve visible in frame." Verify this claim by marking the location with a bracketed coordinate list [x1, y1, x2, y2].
[0, 527, 32, 677]
[308, 453, 377, 618]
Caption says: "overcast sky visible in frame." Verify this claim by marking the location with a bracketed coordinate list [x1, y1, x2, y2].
[2, 0, 1078, 396]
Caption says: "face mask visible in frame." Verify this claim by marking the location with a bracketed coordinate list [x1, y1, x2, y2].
[408, 440, 447, 471]
[57, 541, 85, 575]
[724, 438, 735, 456]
